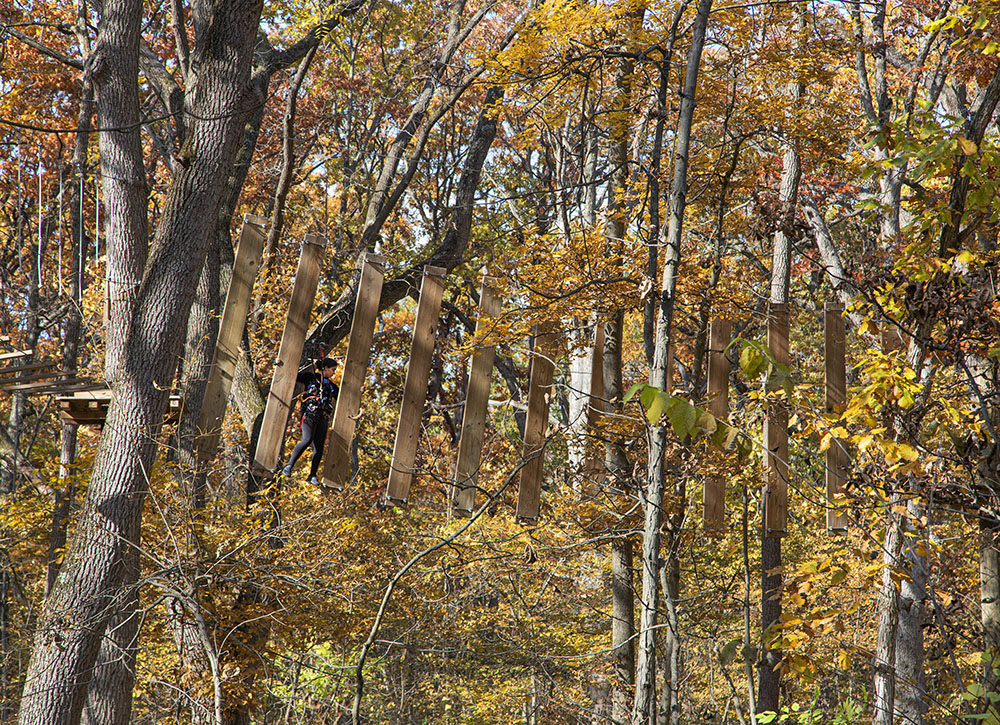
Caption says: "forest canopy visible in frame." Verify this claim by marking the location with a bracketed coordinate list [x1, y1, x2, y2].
[0, 0, 999, 723]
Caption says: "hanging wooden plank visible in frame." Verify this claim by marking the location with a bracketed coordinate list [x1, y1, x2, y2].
[251, 234, 327, 476]
[764, 303, 790, 538]
[451, 275, 501, 516]
[0, 370, 68, 388]
[1, 376, 89, 393]
[321, 253, 386, 490]
[385, 266, 447, 503]
[704, 319, 731, 530]
[197, 214, 267, 463]
[516, 321, 559, 522]
[582, 324, 606, 481]
[0, 361, 57, 376]
[0, 350, 33, 363]
[825, 302, 849, 532]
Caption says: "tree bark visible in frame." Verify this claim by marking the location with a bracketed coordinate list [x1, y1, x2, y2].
[16, 0, 264, 721]
[634, 0, 712, 720]
[758, 10, 805, 708]
[611, 538, 636, 724]
[93, 0, 149, 384]
[982, 516, 1000, 703]
[873, 496, 903, 725]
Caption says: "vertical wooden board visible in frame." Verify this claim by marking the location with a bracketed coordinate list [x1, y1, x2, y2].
[704, 319, 731, 530]
[452, 276, 501, 515]
[197, 214, 267, 463]
[707, 320, 731, 419]
[321, 254, 386, 489]
[517, 322, 558, 522]
[825, 302, 849, 532]
[582, 324, 606, 481]
[764, 303, 789, 538]
[252, 234, 327, 474]
[385, 266, 447, 503]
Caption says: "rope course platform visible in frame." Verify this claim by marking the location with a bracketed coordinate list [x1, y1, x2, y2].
[56, 390, 183, 428]
[0, 349, 181, 427]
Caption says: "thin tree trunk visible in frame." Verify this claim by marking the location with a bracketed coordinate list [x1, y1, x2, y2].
[982, 517, 1000, 704]
[251, 43, 318, 336]
[602, 12, 643, 719]
[896, 497, 928, 724]
[873, 496, 903, 725]
[758, 14, 804, 706]
[634, 0, 712, 720]
[611, 538, 636, 723]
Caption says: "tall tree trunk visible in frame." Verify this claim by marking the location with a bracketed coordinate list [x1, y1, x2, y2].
[873, 497, 903, 725]
[3, 199, 45, 493]
[982, 516, 1000, 704]
[758, 7, 805, 706]
[601, 8, 645, 720]
[758, 144, 801, 715]
[634, 0, 712, 721]
[16, 1, 264, 721]
[611, 538, 636, 723]
[896, 497, 928, 723]
[96, 0, 149, 383]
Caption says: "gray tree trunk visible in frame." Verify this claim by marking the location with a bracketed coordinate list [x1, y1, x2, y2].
[983, 516, 1000, 703]
[15, 0, 264, 721]
[759, 130, 802, 725]
[95, 0, 149, 383]
[633, 0, 712, 720]
[611, 538, 635, 723]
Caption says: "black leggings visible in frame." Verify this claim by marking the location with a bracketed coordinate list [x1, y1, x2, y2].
[287, 414, 329, 477]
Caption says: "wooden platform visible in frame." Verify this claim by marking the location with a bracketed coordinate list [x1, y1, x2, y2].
[57, 389, 183, 427]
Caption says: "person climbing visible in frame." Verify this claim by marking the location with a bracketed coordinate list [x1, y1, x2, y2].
[281, 356, 339, 485]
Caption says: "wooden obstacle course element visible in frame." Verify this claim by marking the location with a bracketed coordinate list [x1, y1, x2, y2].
[385, 266, 447, 503]
[581, 324, 606, 481]
[0, 349, 33, 364]
[0, 357, 59, 392]
[57, 389, 182, 427]
[197, 214, 267, 463]
[703, 319, 731, 530]
[252, 234, 327, 475]
[0, 360, 58, 377]
[0, 354, 100, 396]
[763, 302, 790, 538]
[451, 275, 501, 515]
[516, 321, 559, 522]
[3, 378, 100, 394]
[59, 390, 110, 425]
[322, 253, 386, 490]
[825, 302, 849, 532]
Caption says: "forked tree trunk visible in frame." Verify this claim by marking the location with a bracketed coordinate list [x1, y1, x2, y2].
[16, 1, 264, 721]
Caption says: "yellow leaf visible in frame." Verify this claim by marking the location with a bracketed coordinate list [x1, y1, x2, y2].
[837, 650, 851, 670]
[958, 136, 978, 155]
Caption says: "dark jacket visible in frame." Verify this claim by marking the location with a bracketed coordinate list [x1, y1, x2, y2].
[296, 371, 338, 421]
